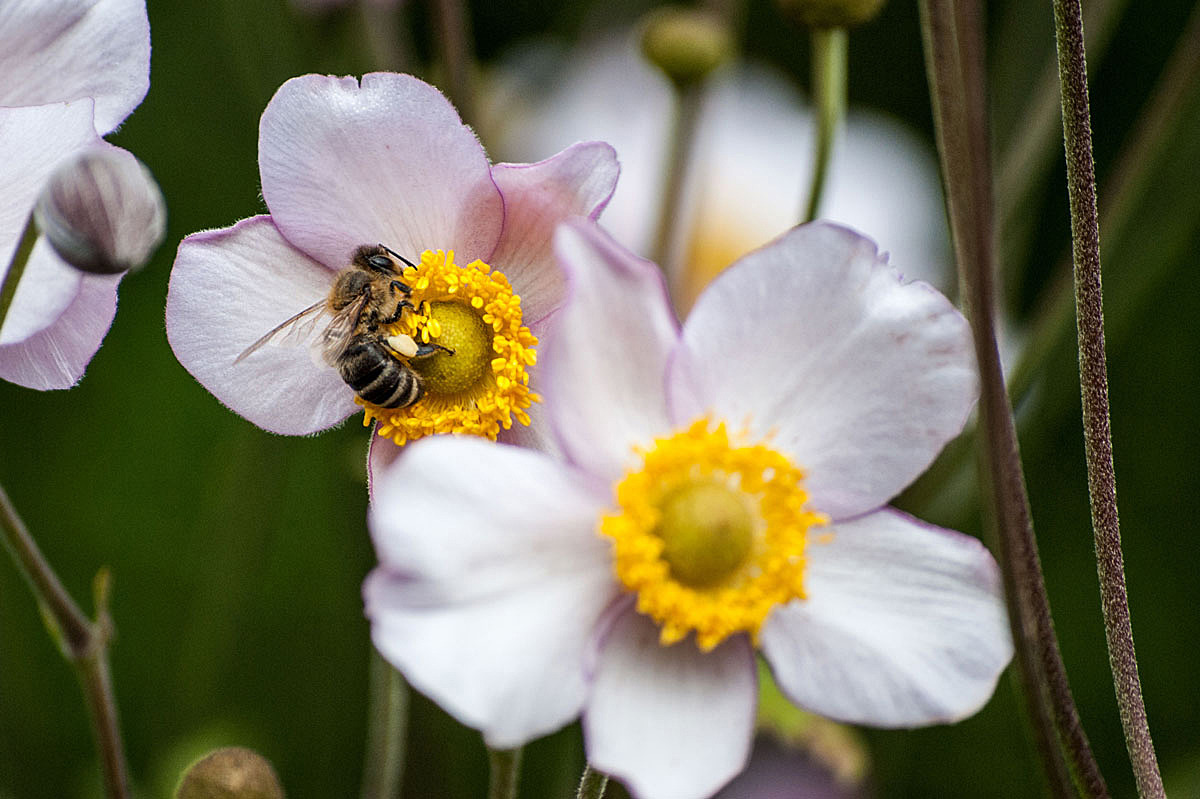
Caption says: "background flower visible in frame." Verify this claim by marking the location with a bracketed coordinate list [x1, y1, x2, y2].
[485, 31, 950, 309]
[0, 0, 151, 389]
[366, 221, 1010, 799]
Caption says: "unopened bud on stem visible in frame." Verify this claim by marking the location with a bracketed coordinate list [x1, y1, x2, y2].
[174, 747, 285, 799]
[34, 146, 166, 275]
[640, 7, 734, 88]
[777, 0, 887, 29]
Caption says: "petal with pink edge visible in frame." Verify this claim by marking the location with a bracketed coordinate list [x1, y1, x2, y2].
[489, 142, 619, 325]
[545, 220, 678, 481]
[166, 216, 358, 435]
[0, 103, 100, 343]
[584, 608, 757, 799]
[366, 436, 618, 748]
[0, 270, 120, 390]
[670, 223, 977, 520]
[760, 508, 1011, 727]
[259, 73, 503, 271]
[0, 0, 150, 134]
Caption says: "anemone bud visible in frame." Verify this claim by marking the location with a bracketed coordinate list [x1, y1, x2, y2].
[34, 146, 166, 274]
[776, 0, 888, 28]
[174, 747, 286, 799]
[640, 7, 734, 88]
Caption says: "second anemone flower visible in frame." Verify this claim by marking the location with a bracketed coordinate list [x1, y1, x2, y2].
[167, 73, 617, 455]
[365, 220, 1013, 799]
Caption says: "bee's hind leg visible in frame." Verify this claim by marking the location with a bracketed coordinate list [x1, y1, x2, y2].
[412, 342, 455, 359]
[384, 334, 454, 359]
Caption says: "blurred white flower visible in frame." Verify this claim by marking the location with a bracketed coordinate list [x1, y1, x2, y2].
[0, 0, 151, 390]
[486, 32, 951, 311]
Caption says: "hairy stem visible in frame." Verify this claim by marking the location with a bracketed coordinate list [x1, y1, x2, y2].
[576, 763, 609, 799]
[1051, 1, 1164, 796]
[918, 1, 1105, 795]
[0, 485, 130, 799]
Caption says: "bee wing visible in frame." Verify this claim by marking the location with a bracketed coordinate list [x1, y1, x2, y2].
[234, 299, 329, 364]
[317, 291, 370, 366]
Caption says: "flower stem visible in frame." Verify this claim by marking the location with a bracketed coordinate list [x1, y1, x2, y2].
[1051, 1, 1165, 796]
[487, 746, 522, 799]
[429, 0, 477, 128]
[0, 210, 39, 336]
[802, 26, 847, 223]
[652, 81, 705, 307]
[918, 1, 1105, 796]
[360, 645, 410, 799]
[0, 484, 130, 799]
[576, 763, 608, 799]
[359, 0, 409, 73]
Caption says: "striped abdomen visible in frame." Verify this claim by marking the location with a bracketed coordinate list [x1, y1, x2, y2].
[338, 336, 424, 408]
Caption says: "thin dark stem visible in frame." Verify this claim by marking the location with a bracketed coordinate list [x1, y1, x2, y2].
[360, 645, 410, 799]
[918, 2, 1105, 796]
[576, 763, 609, 799]
[802, 26, 847, 223]
[1052, 1, 1164, 796]
[486, 746, 522, 799]
[0, 485, 130, 799]
[0, 211, 40, 335]
[429, 0, 476, 128]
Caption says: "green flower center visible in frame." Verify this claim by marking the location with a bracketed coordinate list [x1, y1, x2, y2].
[410, 301, 492, 397]
[654, 481, 755, 588]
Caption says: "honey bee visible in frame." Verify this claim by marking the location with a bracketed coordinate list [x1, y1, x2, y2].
[235, 244, 449, 408]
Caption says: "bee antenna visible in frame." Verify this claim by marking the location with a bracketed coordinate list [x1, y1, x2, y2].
[379, 243, 416, 269]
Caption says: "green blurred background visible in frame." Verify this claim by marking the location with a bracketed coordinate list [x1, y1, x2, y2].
[3, 0, 1200, 796]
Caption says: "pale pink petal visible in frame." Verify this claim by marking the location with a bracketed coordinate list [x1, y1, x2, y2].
[584, 608, 756, 799]
[760, 509, 1011, 727]
[0, 0, 150, 133]
[166, 216, 358, 435]
[489, 142, 619, 325]
[546, 220, 678, 481]
[366, 436, 618, 747]
[0, 103, 99, 342]
[259, 73, 503, 270]
[1, 242, 83, 346]
[669, 223, 977, 520]
[0, 270, 120, 390]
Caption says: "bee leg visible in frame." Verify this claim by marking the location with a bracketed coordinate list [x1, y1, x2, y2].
[389, 279, 413, 296]
[412, 342, 455, 359]
[386, 298, 415, 324]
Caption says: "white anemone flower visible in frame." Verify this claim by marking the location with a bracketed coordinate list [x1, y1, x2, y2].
[365, 219, 1011, 799]
[0, 0, 150, 389]
[167, 73, 617, 456]
[487, 32, 951, 311]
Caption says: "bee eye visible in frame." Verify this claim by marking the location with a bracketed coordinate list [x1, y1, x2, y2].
[368, 254, 394, 272]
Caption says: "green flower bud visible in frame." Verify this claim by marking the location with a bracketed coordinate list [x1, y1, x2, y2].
[777, 0, 887, 29]
[174, 747, 285, 799]
[34, 146, 166, 274]
[640, 7, 734, 88]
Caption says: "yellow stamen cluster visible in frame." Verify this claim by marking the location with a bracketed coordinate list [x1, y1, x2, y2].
[600, 418, 827, 651]
[360, 249, 539, 445]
